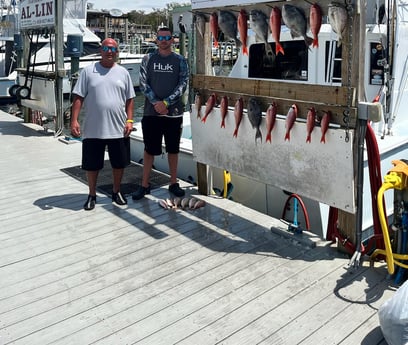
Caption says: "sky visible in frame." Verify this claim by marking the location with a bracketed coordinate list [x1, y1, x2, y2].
[88, 0, 170, 14]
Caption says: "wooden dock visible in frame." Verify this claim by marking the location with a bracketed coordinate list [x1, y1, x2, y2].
[0, 110, 395, 344]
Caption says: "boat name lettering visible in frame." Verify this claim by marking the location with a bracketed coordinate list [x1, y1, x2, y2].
[20, 1, 53, 20]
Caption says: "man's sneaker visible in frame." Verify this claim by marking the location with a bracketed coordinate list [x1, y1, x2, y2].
[132, 184, 151, 200]
[83, 195, 96, 211]
[112, 191, 127, 205]
[169, 183, 185, 197]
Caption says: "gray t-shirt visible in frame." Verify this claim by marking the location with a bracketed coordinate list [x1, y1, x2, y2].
[73, 62, 136, 139]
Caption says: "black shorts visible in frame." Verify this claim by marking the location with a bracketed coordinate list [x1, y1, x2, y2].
[142, 116, 183, 156]
[81, 138, 130, 171]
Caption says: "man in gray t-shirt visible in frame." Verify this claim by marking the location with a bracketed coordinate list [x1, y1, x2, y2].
[71, 38, 136, 210]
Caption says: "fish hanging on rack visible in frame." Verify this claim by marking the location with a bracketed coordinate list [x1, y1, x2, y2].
[238, 9, 249, 55]
[310, 3, 323, 48]
[233, 97, 244, 137]
[195, 13, 207, 39]
[220, 95, 229, 128]
[218, 10, 241, 48]
[249, 9, 274, 59]
[202, 93, 217, 123]
[306, 107, 316, 143]
[210, 12, 219, 48]
[282, 4, 313, 47]
[284, 104, 298, 141]
[269, 7, 285, 55]
[247, 97, 263, 143]
[320, 111, 331, 143]
[328, 2, 348, 47]
[265, 102, 277, 143]
[195, 93, 202, 119]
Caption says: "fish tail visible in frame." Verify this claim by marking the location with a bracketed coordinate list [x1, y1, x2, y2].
[221, 120, 225, 128]
[276, 43, 285, 56]
[284, 132, 290, 141]
[266, 133, 271, 143]
[320, 135, 326, 143]
[306, 135, 311, 143]
[256, 128, 262, 143]
[305, 35, 314, 47]
[233, 128, 238, 137]
[312, 38, 319, 48]
[243, 46, 248, 55]
[202, 114, 208, 123]
[214, 40, 219, 48]
[197, 110, 201, 119]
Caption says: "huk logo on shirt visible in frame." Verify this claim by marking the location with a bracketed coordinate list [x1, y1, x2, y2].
[153, 63, 173, 72]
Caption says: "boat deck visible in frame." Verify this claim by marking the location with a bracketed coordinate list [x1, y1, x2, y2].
[0, 111, 395, 344]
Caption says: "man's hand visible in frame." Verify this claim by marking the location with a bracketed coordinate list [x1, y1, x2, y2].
[154, 101, 169, 115]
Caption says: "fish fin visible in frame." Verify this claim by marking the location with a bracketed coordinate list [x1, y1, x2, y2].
[312, 38, 319, 48]
[221, 120, 225, 128]
[285, 132, 290, 141]
[256, 129, 262, 143]
[276, 43, 285, 55]
[266, 133, 271, 143]
[320, 135, 326, 143]
[305, 35, 314, 47]
[197, 110, 201, 119]
[306, 135, 311, 143]
[233, 128, 238, 137]
[242, 46, 248, 55]
[202, 114, 208, 123]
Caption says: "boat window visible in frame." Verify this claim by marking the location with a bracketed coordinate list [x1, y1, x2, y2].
[325, 41, 342, 84]
[248, 41, 308, 81]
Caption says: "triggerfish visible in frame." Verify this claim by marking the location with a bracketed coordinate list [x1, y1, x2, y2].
[328, 2, 348, 47]
[210, 12, 219, 48]
[269, 7, 284, 55]
[265, 102, 277, 143]
[282, 4, 313, 47]
[220, 95, 229, 128]
[284, 104, 298, 141]
[306, 107, 316, 143]
[310, 3, 322, 48]
[320, 111, 331, 143]
[238, 9, 249, 55]
[247, 97, 263, 143]
[233, 97, 244, 137]
[202, 93, 217, 123]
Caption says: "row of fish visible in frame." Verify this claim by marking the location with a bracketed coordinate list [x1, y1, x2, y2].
[158, 197, 206, 210]
[195, 2, 348, 56]
[195, 93, 331, 144]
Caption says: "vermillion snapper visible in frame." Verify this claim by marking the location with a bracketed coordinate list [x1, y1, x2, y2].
[195, 13, 206, 39]
[220, 95, 229, 128]
[284, 104, 298, 141]
[249, 9, 274, 58]
[320, 111, 331, 143]
[310, 3, 322, 48]
[265, 102, 277, 143]
[210, 12, 219, 47]
[306, 107, 316, 143]
[233, 97, 244, 138]
[247, 97, 263, 143]
[218, 10, 241, 48]
[328, 2, 348, 47]
[238, 9, 249, 55]
[282, 4, 313, 47]
[202, 93, 217, 123]
[269, 7, 285, 56]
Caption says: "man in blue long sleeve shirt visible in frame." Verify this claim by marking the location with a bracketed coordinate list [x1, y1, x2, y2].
[132, 27, 189, 200]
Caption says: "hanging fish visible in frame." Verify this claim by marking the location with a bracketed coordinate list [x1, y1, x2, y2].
[195, 93, 202, 119]
[202, 93, 217, 123]
[233, 97, 244, 138]
[269, 7, 285, 56]
[247, 97, 262, 143]
[284, 104, 298, 141]
[310, 3, 323, 48]
[195, 13, 206, 39]
[220, 95, 229, 128]
[218, 10, 241, 48]
[306, 107, 316, 143]
[249, 9, 274, 58]
[282, 4, 313, 47]
[238, 9, 249, 55]
[328, 2, 348, 47]
[320, 111, 331, 143]
[210, 12, 219, 48]
[265, 102, 277, 143]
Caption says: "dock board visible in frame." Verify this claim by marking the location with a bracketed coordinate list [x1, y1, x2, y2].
[0, 111, 395, 344]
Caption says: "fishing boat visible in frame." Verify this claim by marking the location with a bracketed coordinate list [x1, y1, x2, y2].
[130, 0, 408, 262]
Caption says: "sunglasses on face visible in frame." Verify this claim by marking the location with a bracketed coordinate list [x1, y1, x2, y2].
[101, 46, 118, 52]
[157, 35, 172, 41]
